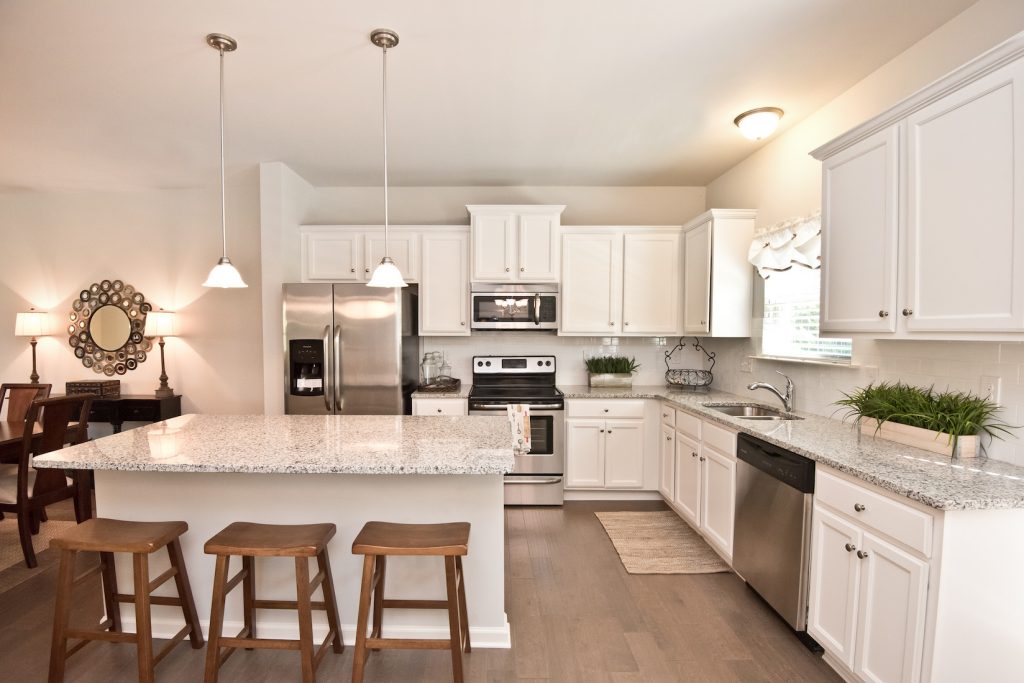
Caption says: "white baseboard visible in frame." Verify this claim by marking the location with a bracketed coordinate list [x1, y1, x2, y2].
[564, 489, 663, 501]
[118, 613, 512, 649]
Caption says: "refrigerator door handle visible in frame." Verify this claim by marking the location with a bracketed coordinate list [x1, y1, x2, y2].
[334, 324, 342, 412]
[322, 325, 332, 412]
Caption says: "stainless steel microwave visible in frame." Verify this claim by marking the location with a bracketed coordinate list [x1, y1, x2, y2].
[470, 283, 559, 330]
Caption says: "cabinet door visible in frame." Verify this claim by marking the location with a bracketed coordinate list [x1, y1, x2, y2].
[565, 419, 605, 488]
[854, 534, 928, 683]
[472, 213, 516, 281]
[683, 221, 711, 334]
[518, 214, 559, 281]
[808, 506, 862, 668]
[700, 447, 735, 559]
[604, 420, 644, 489]
[673, 433, 701, 526]
[303, 231, 363, 281]
[365, 232, 420, 282]
[560, 233, 622, 334]
[820, 126, 899, 333]
[659, 424, 675, 500]
[622, 232, 681, 335]
[904, 59, 1024, 332]
[420, 231, 470, 335]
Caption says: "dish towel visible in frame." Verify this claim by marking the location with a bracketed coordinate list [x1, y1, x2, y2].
[507, 404, 532, 455]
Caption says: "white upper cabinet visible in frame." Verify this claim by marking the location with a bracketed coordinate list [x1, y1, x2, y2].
[820, 127, 899, 333]
[622, 232, 681, 335]
[903, 59, 1024, 332]
[681, 209, 756, 337]
[560, 232, 621, 334]
[813, 45, 1024, 339]
[468, 205, 564, 282]
[420, 230, 470, 336]
[302, 229, 363, 281]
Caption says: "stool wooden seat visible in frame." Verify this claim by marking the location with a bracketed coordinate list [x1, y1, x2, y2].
[351, 521, 471, 683]
[48, 518, 204, 683]
[203, 522, 343, 683]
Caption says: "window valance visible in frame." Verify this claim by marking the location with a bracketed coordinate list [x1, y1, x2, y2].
[747, 210, 821, 279]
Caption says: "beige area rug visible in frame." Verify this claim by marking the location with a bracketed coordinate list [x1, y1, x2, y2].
[0, 517, 76, 593]
[596, 511, 731, 575]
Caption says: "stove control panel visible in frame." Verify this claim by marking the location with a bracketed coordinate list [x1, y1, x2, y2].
[473, 355, 556, 374]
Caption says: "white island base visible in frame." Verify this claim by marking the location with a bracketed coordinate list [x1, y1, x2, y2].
[95, 470, 510, 648]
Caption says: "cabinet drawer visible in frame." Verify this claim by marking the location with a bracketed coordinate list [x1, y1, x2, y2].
[413, 399, 467, 416]
[566, 399, 645, 419]
[816, 469, 933, 557]
[674, 409, 701, 440]
[701, 421, 736, 457]
[659, 404, 676, 428]
[121, 402, 159, 422]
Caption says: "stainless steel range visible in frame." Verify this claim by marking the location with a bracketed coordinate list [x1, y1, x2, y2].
[468, 355, 564, 506]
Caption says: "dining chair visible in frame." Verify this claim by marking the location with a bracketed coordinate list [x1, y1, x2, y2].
[0, 383, 52, 422]
[0, 395, 92, 568]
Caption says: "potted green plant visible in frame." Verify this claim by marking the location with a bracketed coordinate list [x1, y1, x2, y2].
[833, 381, 1015, 458]
[585, 356, 640, 388]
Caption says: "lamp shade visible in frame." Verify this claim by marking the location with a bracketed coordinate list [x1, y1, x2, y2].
[202, 257, 248, 288]
[14, 309, 50, 337]
[734, 107, 784, 140]
[146, 310, 176, 337]
[366, 257, 408, 288]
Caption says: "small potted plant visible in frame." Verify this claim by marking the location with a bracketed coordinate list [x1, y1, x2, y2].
[585, 356, 640, 388]
[833, 381, 1015, 458]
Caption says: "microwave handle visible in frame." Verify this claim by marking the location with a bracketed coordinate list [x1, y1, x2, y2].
[533, 293, 541, 326]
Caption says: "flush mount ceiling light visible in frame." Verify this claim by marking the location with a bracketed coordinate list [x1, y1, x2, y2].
[734, 107, 784, 141]
[202, 33, 247, 289]
[366, 28, 408, 288]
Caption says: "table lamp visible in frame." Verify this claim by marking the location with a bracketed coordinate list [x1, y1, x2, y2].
[14, 308, 50, 384]
[145, 310, 176, 398]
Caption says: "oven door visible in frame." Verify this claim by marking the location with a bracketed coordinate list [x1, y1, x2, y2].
[468, 406, 564, 475]
[470, 292, 558, 330]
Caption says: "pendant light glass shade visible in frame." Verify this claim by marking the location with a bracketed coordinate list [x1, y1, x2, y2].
[202, 33, 247, 289]
[366, 28, 407, 289]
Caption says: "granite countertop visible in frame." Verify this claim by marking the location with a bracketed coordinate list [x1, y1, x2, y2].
[411, 385, 472, 399]
[561, 385, 1024, 511]
[33, 414, 514, 475]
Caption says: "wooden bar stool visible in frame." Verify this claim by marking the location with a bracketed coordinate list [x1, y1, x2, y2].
[203, 522, 344, 683]
[48, 518, 204, 683]
[351, 521, 471, 683]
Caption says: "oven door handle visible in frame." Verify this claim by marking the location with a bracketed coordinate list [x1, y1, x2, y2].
[503, 476, 563, 485]
[471, 403, 562, 410]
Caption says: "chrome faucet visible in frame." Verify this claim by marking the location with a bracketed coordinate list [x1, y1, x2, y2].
[748, 371, 795, 413]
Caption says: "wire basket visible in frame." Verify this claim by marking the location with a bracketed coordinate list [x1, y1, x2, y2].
[664, 337, 716, 389]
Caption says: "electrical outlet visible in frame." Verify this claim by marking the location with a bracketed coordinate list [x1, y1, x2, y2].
[739, 359, 753, 374]
[980, 375, 1002, 405]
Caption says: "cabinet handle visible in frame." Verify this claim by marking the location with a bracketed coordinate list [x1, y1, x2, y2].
[365, 268, 370, 273]
[608, 321, 614, 327]
[603, 408, 609, 413]
[700, 320, 707, 326]
[691, 451, 697, 458]
[854, 503, 866, 512]
[878, 310, 889, 318]
[662, 412, 669, 418]
[520, 267, 525, 272]
[460, 321, 466, 326]
[437, 409, 443, 413]
[699, 456, 705, 461]
[350, 268, 355, 273]
[845, 543, 856, 552]
[505, 267, 510, 272]
[902, 308, 913, 317]
[607, 430, 613, 434]
[599, 429, 605, 433]
[624, 322, 630, 327]
[857, 550, 869, 559]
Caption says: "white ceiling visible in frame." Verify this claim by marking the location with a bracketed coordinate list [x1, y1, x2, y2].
[0, 0, 977, 191]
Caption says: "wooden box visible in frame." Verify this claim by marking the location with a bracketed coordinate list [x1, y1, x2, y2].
[66, 380, 121, 398]
[859, 418, 978, 459]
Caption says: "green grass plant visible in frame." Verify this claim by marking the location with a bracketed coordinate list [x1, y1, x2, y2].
[584, 356, 640, 375]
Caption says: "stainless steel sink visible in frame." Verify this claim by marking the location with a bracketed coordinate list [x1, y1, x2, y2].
[703, 403, 803, 421]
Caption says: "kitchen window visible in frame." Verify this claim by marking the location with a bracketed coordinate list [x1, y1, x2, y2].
[761, 267, 851, 361]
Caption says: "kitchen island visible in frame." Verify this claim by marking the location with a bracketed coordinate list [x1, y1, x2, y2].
[34, 414, 514, 648]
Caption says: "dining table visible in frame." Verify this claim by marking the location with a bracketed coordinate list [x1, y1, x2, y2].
[0, 420, 92, 519]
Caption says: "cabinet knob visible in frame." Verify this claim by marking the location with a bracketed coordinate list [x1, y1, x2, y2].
[460, 321, 466, 326]
[520, 267, 525, 272]
[365, 268, 370, 273]
[607, 430, 613, 434]
[624, 322, 630, 327]
[845, 543, 856, 552]
[662, 413, 669, 418]
[878, 310, 889, 318]
[700, 320, 707, 326]
[437, 409, 442, 413]
[857, 550, 869, 559]
[505, 267, 510, 272]
[603, 408, 609, 413]
[691, 451, 697, 458]
[666, 436, 672, 441]
[608, 322, 614, 326]
[902, 308, 913, 317]
[854, 503, 866, 512]
[350, 268, 355, 273]
[599, 429, 605, 433]
[699, 456, 705, 461]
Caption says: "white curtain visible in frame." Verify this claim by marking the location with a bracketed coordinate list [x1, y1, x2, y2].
[747, 210, 821, 279]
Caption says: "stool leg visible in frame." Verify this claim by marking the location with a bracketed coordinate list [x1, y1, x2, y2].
[370, 555, 386, 640]
[99, 551, 121, 632]
[316, 550, 344, 653]
[455, 556, 470, 653]
[48, 549, 76, 683]
[444, 556, 465, 683]
[168, 539, 204, 648]
[132, 552, 155, 683]
[242, 555, 256, 647]
[204, 554, 230, 683]
[352, 554, 375, 683]
[294, 557, 316, 683]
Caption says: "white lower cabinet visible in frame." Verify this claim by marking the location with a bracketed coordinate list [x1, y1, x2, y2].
[700, 446, 736, 557]
[808, 506, 863, 666]
[565, 419, 606, 488]
[672, 432, 701, 526]
[565, 400, 645, 490]
[658, 424, 675, 500]
[603, 420, 645, 488]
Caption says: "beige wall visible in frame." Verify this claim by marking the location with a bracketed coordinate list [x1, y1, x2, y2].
[0, 185, 264, 420]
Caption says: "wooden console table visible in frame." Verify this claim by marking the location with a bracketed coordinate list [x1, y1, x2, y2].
[83, 394, 182, 433]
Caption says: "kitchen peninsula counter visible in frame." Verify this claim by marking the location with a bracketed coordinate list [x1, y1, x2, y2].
[34, 414, 513, 648]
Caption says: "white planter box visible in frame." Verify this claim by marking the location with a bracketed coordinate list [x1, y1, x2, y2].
[859, 418, 978, 458]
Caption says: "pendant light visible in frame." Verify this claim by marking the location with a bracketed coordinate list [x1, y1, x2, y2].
[202, 33, 247, 289]
[366, 28, 408, 288]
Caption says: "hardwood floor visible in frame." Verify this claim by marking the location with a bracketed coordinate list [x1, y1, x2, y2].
[0, 500, 840, 681]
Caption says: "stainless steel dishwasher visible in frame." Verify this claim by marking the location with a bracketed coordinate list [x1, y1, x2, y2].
[733, 433, 816, 633]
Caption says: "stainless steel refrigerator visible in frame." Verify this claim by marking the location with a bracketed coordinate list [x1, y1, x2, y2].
[283, 283, 419, 415]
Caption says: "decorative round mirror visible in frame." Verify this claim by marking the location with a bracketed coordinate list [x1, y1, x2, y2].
[67, 280, 153, 376]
